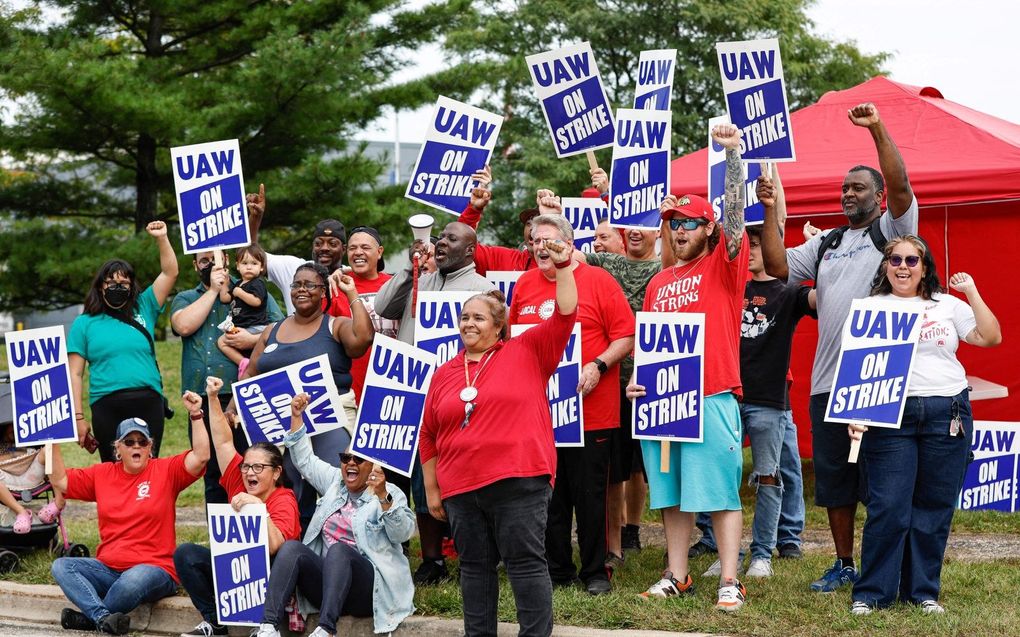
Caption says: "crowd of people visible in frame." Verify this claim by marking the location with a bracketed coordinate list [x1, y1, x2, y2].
[0, 100, 1001, 637]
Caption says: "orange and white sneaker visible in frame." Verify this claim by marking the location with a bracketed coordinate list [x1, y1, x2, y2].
[716, 579, 747, 612]
[639, 571, 695, 599]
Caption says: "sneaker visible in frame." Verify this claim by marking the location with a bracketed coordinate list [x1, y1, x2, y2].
[97, 612, 130, 635]
[250, 624, 281, 637]
[920, 599, 946, 614]
[621, 524, 642, 554]
[850, 601, 873, 615]
[638, 571, 695, 599]
[809, 559, 859, 593]
[605, 551, 625, 575]
[688, 540, 717, 558]
[586, 577, 612, 595]
[702, 558, 743, 578]
[745, 557, 774, 578]
[413, 559, 449, 585]
[716, 580, 747, 612]
[60, 608, 96, 631]
[777, 543, 803, 559]
[182, 620, 228, 636]
[308, 628, 332, 637]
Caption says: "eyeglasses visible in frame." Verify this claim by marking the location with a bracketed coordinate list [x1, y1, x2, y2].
[669, 218, 709, 231]
[339, 453, 369, 465]
[290, 281, 326, 291]
[195, 257, 214, 267]
[240, 463, 274, 474]
[104, 282, 130, 291]
[120, 437, 151, 448]
[888, 255, 921, 268]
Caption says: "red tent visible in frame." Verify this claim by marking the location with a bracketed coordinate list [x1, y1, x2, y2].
[670, 76, 1019, 456]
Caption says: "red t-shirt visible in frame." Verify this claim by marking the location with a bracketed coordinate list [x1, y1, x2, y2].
[456, 202, 535, 275]
[509, 263, 635, 431]
[219, 454, 302, 542]
[420, 308, 576, 499]
[326, 272, 398, 401]
[643, 236, 750, 397]
[63, 452, 201, 582]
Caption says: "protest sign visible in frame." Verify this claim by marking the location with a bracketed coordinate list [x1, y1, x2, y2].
[486, 271, 525, 308]
[632, 312, 704, 442]
[707, 115, 764, 225]
[715, 38, 796, 162]
[5, 327, 77, 446]
[171, 139, 250, 254]
[633, 49, 677, 111]
[405, 96, 503, 215]
[208, 503, 270, 626]
[352, 335, 436, 477]
[512, 323, 584, 447]
[608, 108, 671, 229]
[231, 354, 347, 446]
[526, 42, 615, 158]
[562, 197, 605, 254]
[959, 420, 1020, 512]
[825, 298, 922, 427]
[415, 291, 475, 365]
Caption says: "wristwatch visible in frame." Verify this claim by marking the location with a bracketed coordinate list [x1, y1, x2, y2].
[593, 358, 608, 375]
[378, 493, 393, 504]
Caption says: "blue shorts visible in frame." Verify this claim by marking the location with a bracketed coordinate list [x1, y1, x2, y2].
[641, 392, 743, 512]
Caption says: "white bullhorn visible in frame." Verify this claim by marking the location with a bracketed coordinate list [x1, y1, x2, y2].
[408, 213, 434, 243]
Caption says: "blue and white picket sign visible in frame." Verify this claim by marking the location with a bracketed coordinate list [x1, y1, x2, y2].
[958, 420, 1019, 512]
[4, 327, 77, 447]
[208, 503, 270, 626]
[825, 298, 922, 427]
[707, 115, 764, 225]
[715, 39, 796, 162]
[633, 49, 677, 111]
[486, 271, 525, 308]
[405, 96, 503, 216]
[609, 108, 671, 229]
[526, 42, 615, 158]
[352, 335, 436, 477]
[171, 139, 250, 254]
[632, 312, 704, 443]
[562, 197, 605, 254]
[415, 291, 476, 365]
[511, 323, 584, 447]
[231, 354, 347, 446]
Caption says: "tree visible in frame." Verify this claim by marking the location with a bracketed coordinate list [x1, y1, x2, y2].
[441, 0, 888, 247]
[0, 0, 476, 311]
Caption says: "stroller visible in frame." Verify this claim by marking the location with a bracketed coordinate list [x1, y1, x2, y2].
[0, 373, 89, 573]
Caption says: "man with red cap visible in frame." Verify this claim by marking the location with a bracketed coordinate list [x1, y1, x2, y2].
[627, 124, 749, 611]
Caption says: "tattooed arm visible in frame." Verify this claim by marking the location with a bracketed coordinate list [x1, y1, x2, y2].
[711, 124, 746, 259]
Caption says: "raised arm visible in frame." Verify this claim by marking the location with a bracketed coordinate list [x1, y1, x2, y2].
[658, 197, 677, 269]
[185, 393, 211, 477]
[543, 239, 577, 315]
[950, 273, 1002, 348]
[201, 377, 238, 469]
[146, 221, 178, 305]
[458, 165, 492, 230]
[246, 183, 266, 245]
[848, 103, 913, 217]
[333, 274, 374, 358]
[757, 171, 789, 280]
[712, 124, 745, 259]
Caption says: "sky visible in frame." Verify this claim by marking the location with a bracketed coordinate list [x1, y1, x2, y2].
[358, 0, 1020, 144]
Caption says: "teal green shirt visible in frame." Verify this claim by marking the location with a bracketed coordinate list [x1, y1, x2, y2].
[67, 286, 164, 404]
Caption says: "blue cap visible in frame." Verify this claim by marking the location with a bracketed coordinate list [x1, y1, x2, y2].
[115, 417, 152, 441]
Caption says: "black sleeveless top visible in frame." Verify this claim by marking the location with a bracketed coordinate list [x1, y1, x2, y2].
[259, 315, 352, 392]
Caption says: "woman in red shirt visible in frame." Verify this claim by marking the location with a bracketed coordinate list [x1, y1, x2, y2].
[420, 239, 577, 637]
[174, 377, 302, 637]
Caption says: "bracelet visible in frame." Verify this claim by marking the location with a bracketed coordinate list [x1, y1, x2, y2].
[553, 258, 571, 270]
[350, 297, 365, 308]
[75, 413, 86, 420]
[189, 411, 205, 421]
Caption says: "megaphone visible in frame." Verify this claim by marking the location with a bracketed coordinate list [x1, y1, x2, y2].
[408, 213, 434, 243]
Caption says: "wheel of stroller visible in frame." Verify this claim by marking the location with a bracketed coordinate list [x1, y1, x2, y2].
[64, 543, 90, 558]
[0, 549, 19, 574]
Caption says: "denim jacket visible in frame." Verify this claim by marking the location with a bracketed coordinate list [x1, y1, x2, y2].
[284, 426, 416, 633]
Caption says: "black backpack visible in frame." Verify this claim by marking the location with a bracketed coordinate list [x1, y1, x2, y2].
[812, 219, 887, 287]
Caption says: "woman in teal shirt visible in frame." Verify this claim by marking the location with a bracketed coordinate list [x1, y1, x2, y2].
[68, 221, 178, 462]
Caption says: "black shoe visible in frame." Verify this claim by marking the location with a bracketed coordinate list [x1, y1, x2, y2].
[586, 577, 612, 595]
[61, 608, 96, 631]
[98, 612, 130, 635]
[687, 540, 717, 559]
[621, 524, 642, 554]
[777, 543, 803, 559]
[413, 559, 449, 585]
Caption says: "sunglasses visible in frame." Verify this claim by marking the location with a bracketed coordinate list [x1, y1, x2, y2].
[240, 463, 275, 474]
[669, 218, 709, 231]
[120, 437, 151, 448]
[339, 453, 369, 465]
[888, 254, 921, 268]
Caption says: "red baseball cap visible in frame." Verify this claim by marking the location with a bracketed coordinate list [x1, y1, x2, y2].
[660, 194, 714, 222]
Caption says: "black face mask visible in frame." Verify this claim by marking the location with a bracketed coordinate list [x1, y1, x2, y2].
[199, 262, 214, 287]
[103, 286, 130, 309]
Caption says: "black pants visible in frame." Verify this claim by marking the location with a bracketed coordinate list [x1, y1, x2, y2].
[186, 394, 249, 504]
[90, 388, 164, 462]
[262, 540, 373, 634]
[545, 430, 611, 584]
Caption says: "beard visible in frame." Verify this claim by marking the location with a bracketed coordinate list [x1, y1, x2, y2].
[673, 231, 710, 262]
[844, 201, 877, 226]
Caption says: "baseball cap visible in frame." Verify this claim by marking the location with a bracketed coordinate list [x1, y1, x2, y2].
[347, 226, 385, 272]
[313, 219, 347, 243]
[518, 208, 540, 225]
[115, 417, 152, 442]
[581, 187, 603, 199]
[660, 194, 714, 222]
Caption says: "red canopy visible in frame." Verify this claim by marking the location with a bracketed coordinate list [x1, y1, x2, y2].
[670, 76, 1019, 456]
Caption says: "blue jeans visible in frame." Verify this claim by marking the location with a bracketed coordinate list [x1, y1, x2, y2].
[776, 410, 805, 548]
[444, 477, 553, 637]
[51, 557, 177, 623]
[853, 391, 971, 608]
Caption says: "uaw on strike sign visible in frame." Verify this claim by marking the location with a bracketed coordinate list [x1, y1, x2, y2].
[5, 327, 78, 446]
[208, 503, 270, 626]
[171, 139, 251, 254]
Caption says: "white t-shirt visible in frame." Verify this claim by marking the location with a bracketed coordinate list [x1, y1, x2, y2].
[266, 253, 308, 315]
[875, 292, 977, 396]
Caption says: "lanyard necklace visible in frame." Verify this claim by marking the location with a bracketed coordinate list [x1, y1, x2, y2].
[460, 347, 497, 428]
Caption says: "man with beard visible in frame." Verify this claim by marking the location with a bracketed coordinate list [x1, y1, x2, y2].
[759, 102, 917, 593]
[170, 251, 285, 504]
[374, 221, 494, 585]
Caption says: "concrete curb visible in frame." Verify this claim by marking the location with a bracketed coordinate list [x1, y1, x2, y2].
[0, 581, 720, 637]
